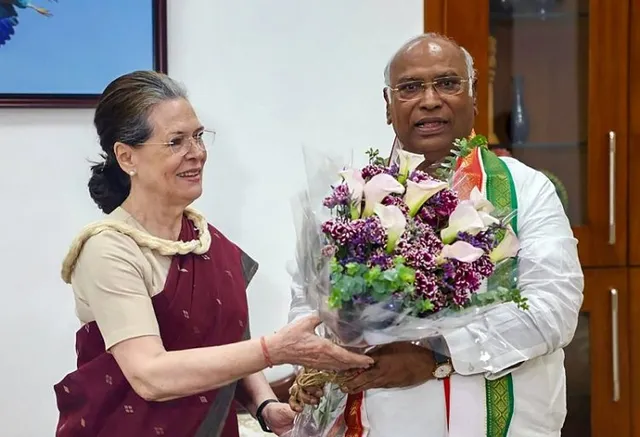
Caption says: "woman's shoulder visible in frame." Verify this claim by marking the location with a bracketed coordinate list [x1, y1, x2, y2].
[61, 209, 151, 284]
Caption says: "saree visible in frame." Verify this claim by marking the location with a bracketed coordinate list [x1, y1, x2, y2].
[54, 213, 258, 437]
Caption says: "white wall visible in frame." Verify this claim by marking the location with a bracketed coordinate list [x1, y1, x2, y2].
[0, 1, 422, 435]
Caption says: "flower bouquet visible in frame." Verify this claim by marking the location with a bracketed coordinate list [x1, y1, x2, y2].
[288, 134, 528, 436]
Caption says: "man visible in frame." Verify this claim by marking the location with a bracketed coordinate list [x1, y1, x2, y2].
[288, 33, 584, 437]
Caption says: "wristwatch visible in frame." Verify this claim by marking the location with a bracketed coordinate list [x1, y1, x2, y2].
[432, 350, 454, 379]
[256, 398, 279, 433]
[427, 336, 455, 380]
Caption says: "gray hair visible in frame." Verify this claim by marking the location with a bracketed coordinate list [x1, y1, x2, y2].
[383, 33, 475, 97]
[89, 71, 189, 213]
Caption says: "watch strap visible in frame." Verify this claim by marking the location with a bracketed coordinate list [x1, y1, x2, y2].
[256, 398, 279, 433]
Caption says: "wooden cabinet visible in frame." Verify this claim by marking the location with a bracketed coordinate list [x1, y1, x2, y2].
[563, 269, 629, 437]
[425, 0, 637, 435]
[426, 0, 629, 268]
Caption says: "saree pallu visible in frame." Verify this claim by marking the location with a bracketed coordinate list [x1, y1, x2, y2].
[54, 216, 256, 437]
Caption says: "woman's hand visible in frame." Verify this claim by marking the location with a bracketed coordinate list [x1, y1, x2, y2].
[262, 402, 297, 436]
[268, 315, 374, 371]
[288, 382, 324, 413]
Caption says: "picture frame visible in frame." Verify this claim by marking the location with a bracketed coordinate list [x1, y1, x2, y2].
[0, 0, 167, 108]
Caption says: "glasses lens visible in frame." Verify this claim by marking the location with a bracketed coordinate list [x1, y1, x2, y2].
[200, 130, 216, 149]
[434, 77, 464, 96]
[396, 81, 424, 101]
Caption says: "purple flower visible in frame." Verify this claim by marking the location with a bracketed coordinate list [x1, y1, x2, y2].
[414, 270, 444, 308]
[382, 194, 410, 215]
[361, 164, 386, 180]
[386, 164, 400, 178]
[322, 217, 387, 265]
[323, 184, 351, 208]
[439, 255, 496, 307]
[321, 244, 337, 257]
[396, 234, 440, 272]
[416, 189, 459, 231]
[408, 170, 433, 183]
[368, 249, 394, 269]
[456, 229, 497, 252]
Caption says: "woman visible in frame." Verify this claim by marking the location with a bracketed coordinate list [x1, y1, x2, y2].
[54, 70, 373, 437]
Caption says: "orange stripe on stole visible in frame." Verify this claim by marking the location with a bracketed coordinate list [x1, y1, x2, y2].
[453, 147, 484, 199]
[344, 392, 365, 437]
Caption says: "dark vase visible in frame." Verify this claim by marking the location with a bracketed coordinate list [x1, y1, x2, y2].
[489, 0, 512, 13]
[510, 75, 530, 144]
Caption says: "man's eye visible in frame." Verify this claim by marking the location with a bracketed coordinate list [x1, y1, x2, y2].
[438, 78, 460, 89]
[171, 138, 186, 146]
[400, 82, 422, 92]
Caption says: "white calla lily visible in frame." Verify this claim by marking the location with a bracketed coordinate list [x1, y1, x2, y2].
[404, 179, 449, 217]
[490, 226, 520, 263]
[362, 173, 405, 217]
[440, 201, 488, 244]
[374, 204, 407, 252]
[469, 186, 494, 213]
[437, 241, 485, 264]
[396, 149, 425, 183]
[339, 168, 366, 218]
[479, 211, 500, 227]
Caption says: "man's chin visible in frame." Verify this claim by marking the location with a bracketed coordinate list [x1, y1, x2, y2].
[401, 134, 454, 158]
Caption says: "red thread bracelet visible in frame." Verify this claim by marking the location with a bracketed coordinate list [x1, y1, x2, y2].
[260, 336, 273, 368]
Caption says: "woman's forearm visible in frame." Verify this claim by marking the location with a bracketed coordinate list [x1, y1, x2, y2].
[235, 372, 278, 417]
[118, 336, 273, 402]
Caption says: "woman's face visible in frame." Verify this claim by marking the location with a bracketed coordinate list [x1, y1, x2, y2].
[124, 98, 208, 208]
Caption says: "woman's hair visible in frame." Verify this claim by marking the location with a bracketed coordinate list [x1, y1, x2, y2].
[89, 70, 188, 214]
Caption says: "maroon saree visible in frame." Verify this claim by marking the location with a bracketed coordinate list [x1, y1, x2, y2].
[54, 216, 257, 437]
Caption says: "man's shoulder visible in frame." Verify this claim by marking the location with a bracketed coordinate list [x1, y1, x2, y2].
[498, 156, 554, 196]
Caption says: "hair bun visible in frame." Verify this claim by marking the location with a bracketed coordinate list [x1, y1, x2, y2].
[88, 160, 130, 214]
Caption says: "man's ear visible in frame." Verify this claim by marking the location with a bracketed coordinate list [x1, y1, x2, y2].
[383, 88, 392, 125]
[472, 78, 479, 115]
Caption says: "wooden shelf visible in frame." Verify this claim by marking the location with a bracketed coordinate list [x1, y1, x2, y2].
[490, 11, 589, 21]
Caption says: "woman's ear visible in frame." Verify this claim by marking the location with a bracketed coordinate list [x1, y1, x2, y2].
[113, 142, 135, 174]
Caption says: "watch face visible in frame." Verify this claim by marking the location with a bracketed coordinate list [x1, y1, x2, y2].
[433, 363, 454, 379]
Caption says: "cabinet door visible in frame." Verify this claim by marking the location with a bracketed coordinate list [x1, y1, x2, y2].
[627, 1, 640, 265]
[563, 269, 629, 437]
[628, 269, 640, 436]
[424, 0, 629, 267]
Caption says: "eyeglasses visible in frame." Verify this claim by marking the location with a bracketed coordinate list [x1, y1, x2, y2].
[387, 76, 469, 101]
[144, 129, 216, 156]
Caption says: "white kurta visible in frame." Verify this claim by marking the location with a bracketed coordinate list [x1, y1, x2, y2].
[288, 157, 584, 437]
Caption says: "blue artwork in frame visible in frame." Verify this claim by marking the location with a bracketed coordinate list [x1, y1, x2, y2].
[0, 0, 167, 108]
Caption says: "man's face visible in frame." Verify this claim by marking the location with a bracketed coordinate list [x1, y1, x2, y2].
[385, 38, 476, 163]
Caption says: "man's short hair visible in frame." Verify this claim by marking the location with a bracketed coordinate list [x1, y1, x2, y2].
[383, 33, 475, 97]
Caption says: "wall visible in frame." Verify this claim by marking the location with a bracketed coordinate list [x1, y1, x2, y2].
[0, 1, 422, 435]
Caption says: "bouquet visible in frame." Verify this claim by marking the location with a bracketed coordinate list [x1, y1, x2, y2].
[288, 134, 528, 436]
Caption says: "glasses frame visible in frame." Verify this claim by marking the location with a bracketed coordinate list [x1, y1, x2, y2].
[141, 128, 216, 156]
[387, 76, 470, 102]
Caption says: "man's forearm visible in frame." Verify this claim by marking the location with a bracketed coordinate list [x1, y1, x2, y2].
[235, 372, 277, 417]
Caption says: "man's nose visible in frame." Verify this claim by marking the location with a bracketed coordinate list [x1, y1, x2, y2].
[418, 86, 443, 110]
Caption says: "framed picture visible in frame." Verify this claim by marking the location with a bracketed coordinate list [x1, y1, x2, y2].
[0, 0, 167, 108]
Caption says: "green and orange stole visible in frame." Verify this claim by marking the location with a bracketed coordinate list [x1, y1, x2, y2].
[453, 135, 517, 437]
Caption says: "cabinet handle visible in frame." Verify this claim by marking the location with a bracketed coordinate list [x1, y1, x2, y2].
[611, 288, 620, 402]
[608, 131, 616, 245]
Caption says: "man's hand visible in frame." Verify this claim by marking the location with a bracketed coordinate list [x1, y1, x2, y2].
[340, 342, 436, 393]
